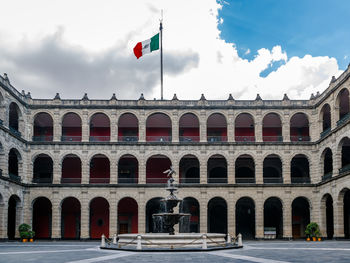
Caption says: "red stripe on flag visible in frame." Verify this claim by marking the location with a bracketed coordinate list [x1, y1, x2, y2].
[133, 42, 142, 59]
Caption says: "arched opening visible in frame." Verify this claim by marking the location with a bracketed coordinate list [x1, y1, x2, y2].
[118, 197, 138, 234]
[207, 113, 227, 142]
[8, 148, 21, 182]
[89, 154, 110, 184]
[290, 113, 310, 141]
[344, 189, 350, 238]
[179, 155, 199, 184]
[320, 104, 331, 136]
[33, 197, 52, 239]
[292, 197, 310, 239]
[118, 155, 138, 184]
[146, 113, 172, 142]
[146, 197, 163, 233]
[340, 137, 350, 174]
[208, 197, 227, 234]
[263, 154, 283, 184]
[61, 154, 81, 184]
[33, 154, 53, 183]
[291, 154, 310, 183]
[118, 113, 139, 142]
[264, 197, 283, 239]
[235, 113, 255, 142]
[236, 197, 255, 239]
[90, 197, 109, 238]
[89, 113, 110, 141]
[62, 113, 82, 141]
[322, 148, 333, 180]
[7, 195, 20, 239]
[322, 194, 334, 239]
[33, 113, 53, 141]
[9, 102, 21, 135]
[262, 113, 282, 142]
[179, 113, 200, 142]
[146, 155, 171, 184]
[0, 92, 4, 123]
[61, 197, 81, 239]
[337, 88, 350, 124]
[207, 155, 227, 183]
[235, 155, 255, 184]
[180, 197, 199, 233]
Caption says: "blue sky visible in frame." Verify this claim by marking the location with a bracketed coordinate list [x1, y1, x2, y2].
[218, 0, 350, 75]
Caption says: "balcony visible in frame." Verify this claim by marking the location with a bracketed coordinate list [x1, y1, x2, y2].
[9, 173, 21, 182]
[61, 135, 82, 142]
[263, 177, 283, 184]
[207, 178, 227, 184]
[320, 127, 331, 138]
[235, 178, 255, 184]
[32, 135, 53, 142]
[61, 178, 81, 184]
[235, 136, 255, 142]
[118, 136, 138, 142]
[118, 177, 138, 184]
[146, 136, 172, 142]
[322, 172, 332, 181]
[290, 136, 310, 142]
[263, 136, 283, 142]
[337, 113, 350, 127]
[89, 136, 110, 142]
[339, 164, 350, 174]
[179, 136, 200, 143]
[207, 136, 227, 142]
[179, 178, 200, 184]
[291, 177, 310, 184]
[89, 178, 110, 184]
[32, 177, 52, 184]
[146, 177, 168, 184]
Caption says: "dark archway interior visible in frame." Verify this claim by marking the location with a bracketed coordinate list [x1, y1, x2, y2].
[89, 155, 110, 184]
[146, 113, 171, 142]
[235, 113, 255, 141]
[146, 197, 162, 233]
[208, 198, 227, 234]
[264, 198, 283, 238]
[291, 156, 310, 183]
[338, 89, 350, 120]
[322, 104, 331, 131]
[325, 195, 334, 239]
[118, 198, 138, 234]
[8, 149, 19, 178]
[180, 197, 199, 233]
[324, 149, 333, 175]
[7, 196, 17, 239]
[179, 156, 199, 184]
[235, 155, 255, 183]
[118, 113, 139, 141]
[263, 155, 282, 183]
[61, 197, 80, 239]
[236, 197, 255, 239]
[118, 156, 138, 184]
[33, 155, 53, 183]
[9, 103, 19, 131]
[179, 113, 200, 142]
[62, 113, 82, 141]
[90, 113, 110, 141]
[344, 190, 350, 238]
[90, 197, 109, 238]
[208, 156, 227, 183]
[207, 113, 227, 142]
[33, 113, 53, 141]
[341, 139, 350, 170]
[62, 156, 81, 183]
[292, 197, 310, 239]
[290, 113, 310, 141]
[146, 156, 171, 184]
[262, 113, 282, 141]
[33, 197, 52, 239]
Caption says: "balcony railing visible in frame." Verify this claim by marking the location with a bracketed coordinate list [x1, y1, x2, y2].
[339, 164, 350, 174]
[146, 136, 172, 142]
[9, 173, 21, 182]
[118, 177, 138, 184]
[291, 177, 310, 184]
[9, 127, 21, 137]
[207, 136, 227, 142]
[61, 178, 82, 184]
[61, 135, 82, 142]
[337, 113, 350, 127]
[118, 136, 138, 142]
[322, 172, 332, 181]
[208, 177, 228, 184]
[235, 136, 255, 142]
[32, 135, 53, 142]
[179, 178, 200, 184]
[320, 127, 331, 138]
[32, 177, 53, 184]
[146, 177, 168, 184]
[290, 136, 310, 142]
[89, 136, 110, 142]
[263, 136, 283, 142]
[235, 177, 255, 184]
[89, 178, 110, 184]
[179, 136, 200, 142]
[263, 177, 283, 184]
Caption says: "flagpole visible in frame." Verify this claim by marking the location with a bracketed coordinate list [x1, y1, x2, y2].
[160, 11, 163, 100]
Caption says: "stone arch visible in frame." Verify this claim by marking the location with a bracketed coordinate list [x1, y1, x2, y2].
[89, 154, 110, 184]
[321, 148, 333, 180]
[146, 112, 172, 142]
[32, 196, 52, 239]
[262, 112, 282, 142]
[339, 188, 350, 238]
[290, 112, 310, 141]
[8, 102, 23, 134]
[146, 154, 172, 184]
[292, 196, 310, 238]
[321, 193, 334, 239]
[208, 197, 227, 234]
[61, 154, 82, 184]
[61, 197, 81, 239]
[89, 197, 109, 238]
[89, 112, 110, 141]
[236, 196, 255, 239]
[291, 154, 310, 184]
[263, 154, 283, 183]
[179, 154, 200, 184]
[264, 197, 283, 238]
[338, 137, 350, 173]
[33, 112, 54, 141]
[180, 197, 200, 233]
[145, 197, 163, 233]
[179, 112, 200, 142]
[320, 103, 331, 134]
[207, 154, 227, 184]
[61, 112, 82, 141]
[118, 197, 138, 234]
[7, 194, 21, 239]
[235, 154, 255, 183]
[33, 154, 53, 184]
[8, 148, 22, 182]
[207, 112, 227, 142]
[118, 154, 139, 184]
[118, 112, 139, 142]
[335, 88, 350, 122]
[235, 112, 255, 141]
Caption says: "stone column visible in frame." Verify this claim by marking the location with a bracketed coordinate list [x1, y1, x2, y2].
[331, 105, 337, 130]
[200, 111, 207, 142]
[199, 197, 207, 233]
[227, 159, 235, 184]
[283, 196, 292, 239]
[255, 120, 262, 142]
[138, 189, 146, 233]
[172, 112, 179, 143]
[109, 193, 117, 236]
[53, 161, 61, 184]
[138, 158, 146, 184]
[255, 194, 264, 239]
[82, 111, 89, 142]
[80, 192, 90, 239]
[200, 157, 207, 184]
[110, 112, 118, 142]
[51, 192, 61, 239]
[81, 159, 89, 184]
[139, 113, 146, 142]
[333, 200, 344, 238]
[227, 112, 235, 142]
[228, 192, 235, 236]
[53, 110, 61, 142]
[110, 160, 118, 184]
[0, 202, 7, 239]
[283, 159, 291, 184]
[255, 155, 263, 184]
[282, 121, 290, 142]
[319, 200, 327, 238]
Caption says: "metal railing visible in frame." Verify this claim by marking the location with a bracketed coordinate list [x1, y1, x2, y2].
[263, 177, 283, 184]
[118, 177, 138, 184]
[146, 178, 168, 184]
[146, 136, 172, 142]
[61, 135, 82, 142]
[179, 136, 200, 142]
[235, 178, 255, 184]
[89, 136, 110, 142]
[32, 177, 53, 184]
[339, 164, 350, 174]
[9, 127, 21, 137]
[235, 136, 255, 142]
[337, 113, 350, 127]
[9, 173, 21, 182]
[262, 136, 283, 142]
[32, 135, 53, 142]
[207, 136, 227, 142]
[291, 177, 310, 184]
[322, 172, 332, 181]
[179, 178, 200, 184]
[320, 127, 331, 138]
[207, 178, 227, 184]
[61, 178, 82, 184]
[290, 136, 310, 142]
[118, 136, 138, 142]
[89, 178, 110, 184]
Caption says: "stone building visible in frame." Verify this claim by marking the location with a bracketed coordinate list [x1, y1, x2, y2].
[0, 67, 349, 240]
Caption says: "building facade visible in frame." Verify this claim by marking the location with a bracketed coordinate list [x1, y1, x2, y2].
[0, 68, 350, 240]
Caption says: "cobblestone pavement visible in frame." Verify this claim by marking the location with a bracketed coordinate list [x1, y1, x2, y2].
[0, 240, 349, 263]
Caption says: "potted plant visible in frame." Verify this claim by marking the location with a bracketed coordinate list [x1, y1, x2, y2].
[305, 222, 321, 241]
[19, 223, 35, 242]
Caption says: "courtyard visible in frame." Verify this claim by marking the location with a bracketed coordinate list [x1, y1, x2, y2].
[0, 240, 349, 263]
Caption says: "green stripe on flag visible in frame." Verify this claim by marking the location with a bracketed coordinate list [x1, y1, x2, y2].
[150, 33, 159, 52]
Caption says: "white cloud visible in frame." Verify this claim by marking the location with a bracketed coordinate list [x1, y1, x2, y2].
[0, 0, 342, 100]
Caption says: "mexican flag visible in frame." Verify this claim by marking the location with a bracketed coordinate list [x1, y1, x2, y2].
[133, 33, 159, 59]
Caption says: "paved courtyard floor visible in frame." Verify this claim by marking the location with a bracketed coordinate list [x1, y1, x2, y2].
[0, 240, 349, 263]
